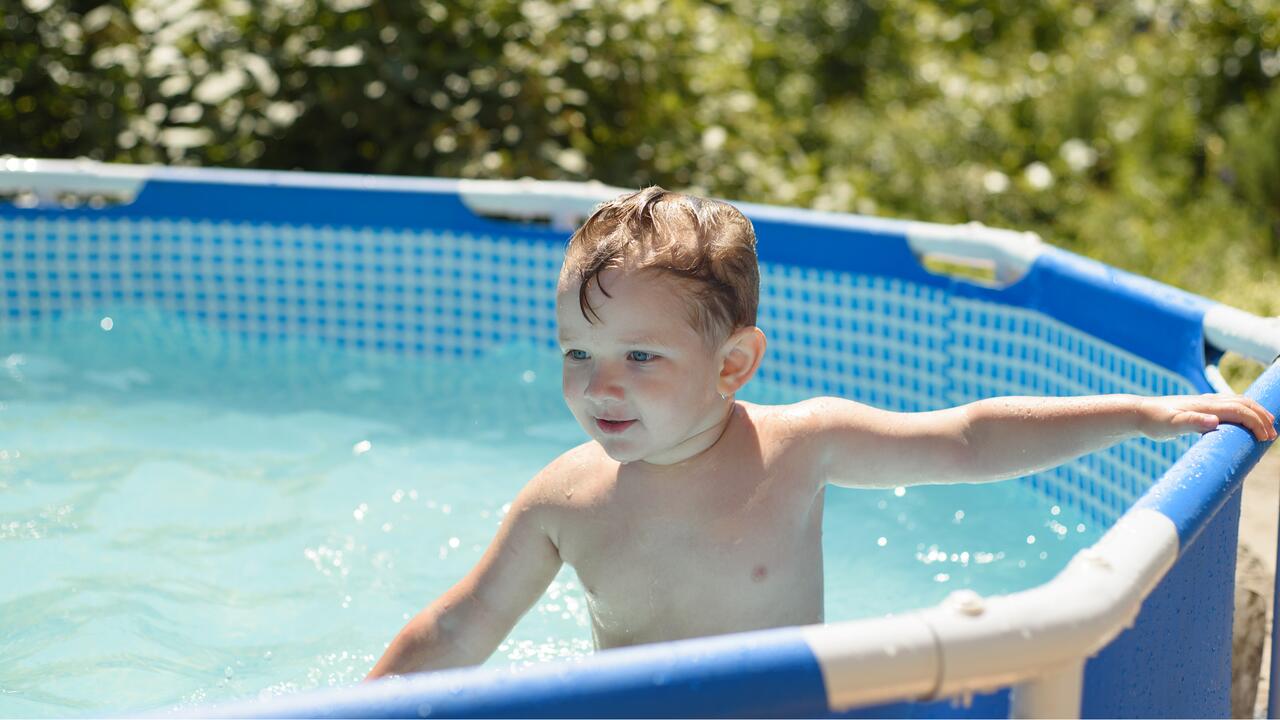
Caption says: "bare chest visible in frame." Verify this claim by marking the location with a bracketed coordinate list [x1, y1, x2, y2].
[556, 464, 825, 647]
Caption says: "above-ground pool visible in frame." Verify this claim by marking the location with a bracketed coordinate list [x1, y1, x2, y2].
[2, 159, 1278, 718]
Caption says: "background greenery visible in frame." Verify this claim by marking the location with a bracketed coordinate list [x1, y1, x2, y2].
[4, 0, 1278, 379]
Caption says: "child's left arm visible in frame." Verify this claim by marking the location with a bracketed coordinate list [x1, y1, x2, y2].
[799, 393, 1276, 489]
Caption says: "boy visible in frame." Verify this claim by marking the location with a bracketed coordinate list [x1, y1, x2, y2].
[366, 187, 1275, 679]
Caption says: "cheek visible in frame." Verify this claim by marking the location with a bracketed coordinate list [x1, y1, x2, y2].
[561, 365, 585, 401]
[635, 371, 695, 411]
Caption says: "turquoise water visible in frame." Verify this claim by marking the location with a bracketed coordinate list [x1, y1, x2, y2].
[0, 310, 1103, 717]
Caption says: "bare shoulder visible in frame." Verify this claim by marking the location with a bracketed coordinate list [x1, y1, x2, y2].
[743, 396, 889, 439]
[738, 397, 901, 481]
[514, 441, 615, 546]
[524, 438, 614, 499]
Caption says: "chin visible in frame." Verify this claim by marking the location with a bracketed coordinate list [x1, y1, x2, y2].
[589, 433, 656, 464]
[597, 442, 645, 464]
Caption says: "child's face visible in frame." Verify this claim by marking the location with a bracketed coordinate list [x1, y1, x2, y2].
[557, 269, 728, 465]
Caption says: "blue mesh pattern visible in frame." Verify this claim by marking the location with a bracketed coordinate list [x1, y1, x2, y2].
[2, 213, 1199, 528]
[756, 265, 1198, 528]
[1, 215, 562, 355]
[757, 264, 952, 413]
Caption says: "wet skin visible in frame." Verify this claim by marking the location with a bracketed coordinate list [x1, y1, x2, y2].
[552, 269, 824, 645]
[542, 403, 827, 647]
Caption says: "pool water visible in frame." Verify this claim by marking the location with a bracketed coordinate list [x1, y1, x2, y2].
[0, 309, 1102, 717]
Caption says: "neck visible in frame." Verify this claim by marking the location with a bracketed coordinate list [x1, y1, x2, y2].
[638, 400, 737, 467]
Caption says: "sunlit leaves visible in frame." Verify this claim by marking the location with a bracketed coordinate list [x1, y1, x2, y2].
[2, 0, 1277, 319]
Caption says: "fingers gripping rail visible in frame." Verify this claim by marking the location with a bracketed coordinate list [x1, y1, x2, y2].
[803, 509, 1180, 717]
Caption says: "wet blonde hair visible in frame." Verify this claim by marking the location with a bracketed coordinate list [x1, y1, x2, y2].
[559, 186, 759, 344]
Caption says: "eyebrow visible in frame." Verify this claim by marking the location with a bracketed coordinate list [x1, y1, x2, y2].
[620, 336, 666, 347]
[556, 334, 667, 347]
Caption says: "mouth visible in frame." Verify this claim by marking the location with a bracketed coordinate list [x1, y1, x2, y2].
[594, 418, 637, 434]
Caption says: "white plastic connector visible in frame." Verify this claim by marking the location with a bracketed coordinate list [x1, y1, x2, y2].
[1011, 660, 1085, 719]
[802, 615, 940, 709]
[457, 177, 628, 232]
[905, 220, 1046, 285]
[1204, 364, 1235, 394]
[1204, 304, 1280, 366]
[805, 509, 1179, 718]
[0, 157, 148, 202]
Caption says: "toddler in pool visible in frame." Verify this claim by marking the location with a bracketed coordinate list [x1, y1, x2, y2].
[367, 187, 1275, 679]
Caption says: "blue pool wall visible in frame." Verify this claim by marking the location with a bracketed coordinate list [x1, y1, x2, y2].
[0, 171, 1262, 717]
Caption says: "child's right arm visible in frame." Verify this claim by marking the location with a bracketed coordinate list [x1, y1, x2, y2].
[794, 393, 1274, 490]
[364, 477, 564, 680]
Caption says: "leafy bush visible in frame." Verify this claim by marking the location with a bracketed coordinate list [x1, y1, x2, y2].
[3, 0, 1277, 328]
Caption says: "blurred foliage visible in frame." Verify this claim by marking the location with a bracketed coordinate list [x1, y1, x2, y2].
[3, 0, 1279, 359]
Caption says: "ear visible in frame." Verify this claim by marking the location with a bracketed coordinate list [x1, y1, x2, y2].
[716, 326, 767, 398]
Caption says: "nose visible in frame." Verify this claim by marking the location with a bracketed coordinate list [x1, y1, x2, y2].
[583, 363, 624, 403]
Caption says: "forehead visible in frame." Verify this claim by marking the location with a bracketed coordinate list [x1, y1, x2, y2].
[556, 269, 701, 342]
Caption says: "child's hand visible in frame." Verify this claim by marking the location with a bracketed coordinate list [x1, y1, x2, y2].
[1140, 394, 1277, 441]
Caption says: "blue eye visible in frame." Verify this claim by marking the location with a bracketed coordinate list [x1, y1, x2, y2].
[628, 351, 656, 362]
[565, 349, 589, 361]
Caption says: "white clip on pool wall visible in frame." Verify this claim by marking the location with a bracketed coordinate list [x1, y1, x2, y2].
[3, 161, 1278, 718]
